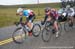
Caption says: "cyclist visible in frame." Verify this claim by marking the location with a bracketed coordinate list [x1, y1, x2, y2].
[65, 5, 74, 26]
[16, 7, 35, 36]
[58, 8, 67, 22]
[58, 8, 65, 16]
[42, 7, 59, 37]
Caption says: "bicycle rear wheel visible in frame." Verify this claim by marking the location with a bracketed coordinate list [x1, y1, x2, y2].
[64, 22, 73, 32]
[12, 27, 26, 44]
[32, 24, 41, 37]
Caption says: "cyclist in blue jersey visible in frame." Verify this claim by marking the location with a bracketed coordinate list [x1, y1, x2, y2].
[16, 7, 35, 36]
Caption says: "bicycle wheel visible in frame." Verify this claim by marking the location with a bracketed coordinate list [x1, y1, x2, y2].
[32, 24, 41, 37]
[64, 22, 73, 32]
[42, 26, 52, 42]
[12, 27, 26, 44]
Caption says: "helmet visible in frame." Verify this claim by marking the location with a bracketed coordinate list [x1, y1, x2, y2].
[66, 5, 70, 9]
[17, 8, 23, 13]
[45, 7, 51, 12]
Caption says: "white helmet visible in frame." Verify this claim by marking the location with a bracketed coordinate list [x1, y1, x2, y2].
[17, 8, 23, 13]
[66, 5, 70, 9]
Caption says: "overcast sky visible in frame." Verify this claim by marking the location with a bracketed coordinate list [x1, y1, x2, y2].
[0, 0, 61, 5]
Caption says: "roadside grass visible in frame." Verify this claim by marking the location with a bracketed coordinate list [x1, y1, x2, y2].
[0, 7, 60, 27]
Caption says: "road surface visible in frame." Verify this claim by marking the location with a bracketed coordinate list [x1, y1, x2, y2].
[0, 22, 75, 49]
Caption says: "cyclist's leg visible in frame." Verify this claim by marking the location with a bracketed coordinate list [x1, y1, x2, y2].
[53, 20, 59, 37]
[54, 21, 58, 31]
[70, 13, 74, 24]
[68, 13, 74, 26]
[27, 15, 34, 30]
[26, 15, 34, 36]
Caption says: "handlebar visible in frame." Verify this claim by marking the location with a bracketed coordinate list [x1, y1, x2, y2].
[14, 22, 25, 26]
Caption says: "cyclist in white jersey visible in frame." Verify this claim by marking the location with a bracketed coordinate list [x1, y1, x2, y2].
[65, 5, 74, 26]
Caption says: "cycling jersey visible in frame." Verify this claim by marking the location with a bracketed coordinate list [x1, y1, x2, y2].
[23, 10, 29, 17]
[23, 9, 35, 22]
[45, 9, 58, 20]
[50, 10, 58, 20]
[65, 8, 74, 17]
[42, 8, 58, 25]
[58, 8, 65, 17]
[23, 9, 34, 17]
[58, 8, 65, 14]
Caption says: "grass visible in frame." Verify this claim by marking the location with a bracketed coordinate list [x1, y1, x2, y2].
[0, 3, 60, 28]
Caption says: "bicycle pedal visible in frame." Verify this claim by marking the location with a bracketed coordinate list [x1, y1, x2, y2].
[52, 31, 55, 34]
[52, 29, 56, 34]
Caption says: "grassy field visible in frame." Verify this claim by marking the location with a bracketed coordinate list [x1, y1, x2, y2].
[0, 3, 60, 28]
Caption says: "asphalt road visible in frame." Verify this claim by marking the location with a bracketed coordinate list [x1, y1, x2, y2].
[0, 22, 75, 49]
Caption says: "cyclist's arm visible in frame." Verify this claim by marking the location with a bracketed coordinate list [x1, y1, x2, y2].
[19, 16, 23, 23]
[44, 15, 48, 21]
[71, 8, 74, 14]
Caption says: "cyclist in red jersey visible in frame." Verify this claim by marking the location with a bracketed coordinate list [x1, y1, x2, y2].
[42, 7, 59, 37]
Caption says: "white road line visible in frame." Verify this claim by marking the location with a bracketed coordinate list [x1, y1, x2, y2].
[40, 46, 74, 49]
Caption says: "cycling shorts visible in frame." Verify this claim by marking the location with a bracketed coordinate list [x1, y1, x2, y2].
[26, 15, 35, 23]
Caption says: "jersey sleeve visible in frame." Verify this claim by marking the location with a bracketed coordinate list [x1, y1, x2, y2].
[23, 10, 29, 17]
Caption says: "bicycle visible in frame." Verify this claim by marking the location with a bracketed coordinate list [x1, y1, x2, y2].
[12, 22, 41, 44]
[64, 16, 74, 32]
[41, 20, 62, 42]
[58, 13, 75, 32]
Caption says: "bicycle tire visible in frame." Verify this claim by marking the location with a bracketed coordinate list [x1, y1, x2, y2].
[42, 26, 52, 42]
[12, 27, 26, 44]
[32, 24, 41, 37]
[64, 22, 73, 32]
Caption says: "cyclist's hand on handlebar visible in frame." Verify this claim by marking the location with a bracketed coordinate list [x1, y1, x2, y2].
[14, 22, 20, 26]
[34, 16, 36, 19]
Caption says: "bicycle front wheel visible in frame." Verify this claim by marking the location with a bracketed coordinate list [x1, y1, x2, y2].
[42, 27, 52, 42]
[12, 27, 26, 44]
[32, 24, 41, 37]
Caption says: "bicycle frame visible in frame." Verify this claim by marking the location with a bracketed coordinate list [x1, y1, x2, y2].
[16, 23, 29, 34]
